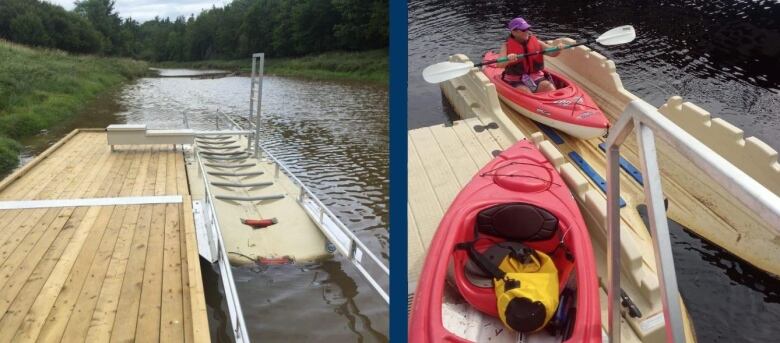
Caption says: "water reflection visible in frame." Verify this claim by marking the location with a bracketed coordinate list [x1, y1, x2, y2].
[408, 0, 780, 149]
[637, 205, 780, 342]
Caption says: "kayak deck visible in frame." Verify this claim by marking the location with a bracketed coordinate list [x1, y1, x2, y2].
[0, 130, 208, 342]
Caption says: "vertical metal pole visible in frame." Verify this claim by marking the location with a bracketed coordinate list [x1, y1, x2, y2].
[606, 137, 623, 343]
[604, 109, 635, 343]
[636, 122, 685, 342]
[248, 57, 256, 150]
[249, 57, 256, 121]
[254, 53, 264, 159]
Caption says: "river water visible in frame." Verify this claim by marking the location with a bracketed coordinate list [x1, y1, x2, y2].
[19, 71, 388, 341]
[409, 0, 779, 342]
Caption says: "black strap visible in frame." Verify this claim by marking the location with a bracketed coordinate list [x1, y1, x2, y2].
[456, 241, 506, 279]
[456, 212, 549, 281]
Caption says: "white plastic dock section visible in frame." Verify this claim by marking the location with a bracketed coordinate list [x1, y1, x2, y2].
[185, 133, 330, 266]
[540, 38, 780, 276]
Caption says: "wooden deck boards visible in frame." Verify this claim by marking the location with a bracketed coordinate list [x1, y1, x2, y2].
[407, 118, 511, 288]
[0, 130, 207, 342]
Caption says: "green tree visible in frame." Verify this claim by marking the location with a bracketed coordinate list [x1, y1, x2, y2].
[289, 0, 339, 55]
[331, 0, 388, 50]
[0, 0, 388, 61]
[9, 11, 51, 47]
[74, 0, 122, 54]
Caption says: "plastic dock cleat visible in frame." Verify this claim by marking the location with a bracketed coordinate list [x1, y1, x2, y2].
[257, 256, 294, 265]
[240, 217, 278, 229]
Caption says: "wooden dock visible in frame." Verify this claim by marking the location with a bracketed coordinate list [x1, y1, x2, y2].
[0, 129, 208, 342]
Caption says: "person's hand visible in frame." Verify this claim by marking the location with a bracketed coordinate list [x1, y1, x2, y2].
[507, 53, 518, 61]
[555, 43, 565, 50]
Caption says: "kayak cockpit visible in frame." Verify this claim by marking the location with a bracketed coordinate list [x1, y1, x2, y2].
[451, 203, 580, 340]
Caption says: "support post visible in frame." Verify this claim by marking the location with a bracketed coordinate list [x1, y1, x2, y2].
[247, 58, 256, 150]
[636, 121, 685, 342]
[253, 53, 264, 159]
[605, 111, 634, 343]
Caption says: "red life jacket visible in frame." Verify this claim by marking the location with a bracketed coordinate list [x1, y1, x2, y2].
[505, 35, 545, 76]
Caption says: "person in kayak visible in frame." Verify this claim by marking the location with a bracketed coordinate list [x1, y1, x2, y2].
[497, 17, 565, 94]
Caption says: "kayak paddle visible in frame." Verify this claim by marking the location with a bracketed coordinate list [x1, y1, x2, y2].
[422, 25, 636, 84]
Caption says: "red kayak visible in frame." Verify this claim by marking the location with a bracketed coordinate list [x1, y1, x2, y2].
[409, 139, 601, 342]
[482, 51, 610, 139]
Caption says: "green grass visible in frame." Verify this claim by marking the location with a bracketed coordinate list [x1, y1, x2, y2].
[0, 39, 148, 174]
[155, 49, 388, 84]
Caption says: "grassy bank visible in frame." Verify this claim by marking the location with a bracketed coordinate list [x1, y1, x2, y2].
[0, 39, 148, 174]
[156, 49, 388, 84]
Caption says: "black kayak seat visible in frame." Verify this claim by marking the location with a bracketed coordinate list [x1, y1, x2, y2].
[476, 203, 558, 241]
[464, 203, 559, 287]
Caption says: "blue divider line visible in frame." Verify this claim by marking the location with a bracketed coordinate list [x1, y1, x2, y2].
[598, 143, 644, 186]
[567, 151, 626, 208]
[535, 122, 565, 145]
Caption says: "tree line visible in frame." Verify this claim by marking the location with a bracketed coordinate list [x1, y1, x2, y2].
[0, 0, 388, 61]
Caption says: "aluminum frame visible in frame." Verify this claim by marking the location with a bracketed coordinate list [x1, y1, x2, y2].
[605, 100, 780, 343]
[194, 150, 250, 342]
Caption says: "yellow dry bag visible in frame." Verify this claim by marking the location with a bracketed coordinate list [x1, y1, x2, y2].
[494, 249, 559, 332]
[458, 242, 559, 333]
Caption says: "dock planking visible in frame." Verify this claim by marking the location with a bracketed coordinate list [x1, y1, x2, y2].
[0, 130, 208, 342]
[407, 118, 514, 289]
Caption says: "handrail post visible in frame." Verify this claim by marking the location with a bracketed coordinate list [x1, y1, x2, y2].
[606, 142, 623, 343]
[606, 100, 715, 343]
[635, 120, 685, 342]
[605, 110, 635, 343]
[248, 57, 256, 150]
[252, 53, 264, 159]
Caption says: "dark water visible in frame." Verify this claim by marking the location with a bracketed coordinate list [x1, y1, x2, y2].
[408, 0, 780, 149]
[17, 71, 388, 342]
[409, 0, 780, 342]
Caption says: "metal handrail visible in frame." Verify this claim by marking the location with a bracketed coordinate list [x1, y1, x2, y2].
[194, 149, 250, 342]
[220, 112, 390, 303]
[604, 100, 780, 342]
[272, 144, 389, 302]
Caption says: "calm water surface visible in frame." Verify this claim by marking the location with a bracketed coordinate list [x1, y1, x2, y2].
[409, 0, 779, 342]
[20, 71, 388, 342]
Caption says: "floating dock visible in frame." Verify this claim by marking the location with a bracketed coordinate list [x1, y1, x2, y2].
[185, 132, 331, 266]
[409, 38, 778, 342]
[0, 129, 208, 342]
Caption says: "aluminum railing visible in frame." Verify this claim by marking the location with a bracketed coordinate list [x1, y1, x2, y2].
[604, 100, 780, 342]
[258, 139, 389, 302]
[194, 149, 250, 343]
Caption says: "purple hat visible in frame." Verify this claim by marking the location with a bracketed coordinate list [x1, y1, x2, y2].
[508, 17, 531, 31]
